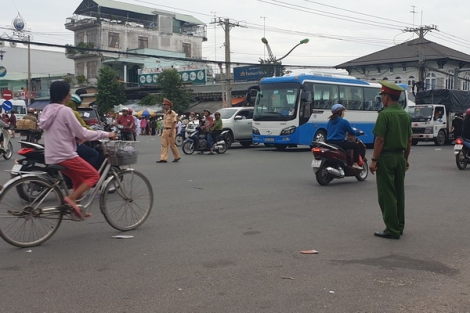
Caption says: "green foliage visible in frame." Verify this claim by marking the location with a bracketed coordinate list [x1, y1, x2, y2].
[139, 94, 159, 106]
[156, 69, 191, 113]
[258, 59, 285, 77]
[96, 66, 127, 115]
[76, 75, 87, 86]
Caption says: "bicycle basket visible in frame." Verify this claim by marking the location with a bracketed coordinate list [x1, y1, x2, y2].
[103, 141, 138, 166]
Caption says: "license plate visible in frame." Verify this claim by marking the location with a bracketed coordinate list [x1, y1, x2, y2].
[454, 144, 463, 150]
[11, 164, 22, 173]
[311, 159, 321, 168]
[265, 138, 274, 142]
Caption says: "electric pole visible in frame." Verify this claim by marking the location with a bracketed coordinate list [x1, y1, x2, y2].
[403, 25, 438, 92]
[216, 18, 240, 108]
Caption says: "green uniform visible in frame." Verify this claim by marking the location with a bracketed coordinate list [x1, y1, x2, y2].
[372, 103, 412, 238]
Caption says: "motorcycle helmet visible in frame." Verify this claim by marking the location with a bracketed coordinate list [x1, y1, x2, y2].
[331, 103, 346, 113]
[214, 111, 221, 116]
[128, 108, 133, 114]
[27, 107, 35, 113]
[466, 108, 470, 116]
[71, 94, 82, 105]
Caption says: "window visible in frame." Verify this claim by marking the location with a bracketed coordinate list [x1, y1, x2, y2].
[182, 43, 191, 58]
[76, 32, 84, 45]
[86, 30, 97, 45]
[339, 86, 364, 110]
[382, 77, 388, 81]
[76, 62, 85, 76]
[313, 83, 338, 109]
[86, 61, 98, 78]
[138, 36, 148, 49]
[446, 70, 454, 89]
[408, 76, 415, 86]
[108, 32, 119, 48]
[426, 73, 437, 90]
[395, 76, 402, 84]
[464, 74, 470, 91]
[364, 87, 382, 111]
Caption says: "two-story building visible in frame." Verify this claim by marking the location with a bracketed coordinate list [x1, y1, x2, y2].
[65, 0, 207, 86]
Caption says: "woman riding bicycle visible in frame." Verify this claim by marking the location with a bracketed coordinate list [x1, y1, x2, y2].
[39, 81, 115, 219]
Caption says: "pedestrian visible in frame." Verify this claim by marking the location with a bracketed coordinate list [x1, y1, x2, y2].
[150, 117, 156, 136]
[156, 118, 162, 136]
[9, 111, 17, 138]
[451, 113, 463, 142]
[156, 98, 181, 163]
[130, 109, 138, 140]
[369, 81, 412, 240]
[140, 117, 147, 136]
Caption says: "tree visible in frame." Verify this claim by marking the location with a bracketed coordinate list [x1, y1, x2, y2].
[96, 66, 126, 115]
[156, 69, 191, 113]
[258, 59, 286, 77]
[139, 94, 159, 106]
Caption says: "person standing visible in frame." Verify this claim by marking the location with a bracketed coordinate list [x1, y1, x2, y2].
[451, 113, 463, 142]
[370, 81, 412, 240]
[9, 111, 17, 138]
[156, 118, 162, 136]
[156, 98, 180, 163]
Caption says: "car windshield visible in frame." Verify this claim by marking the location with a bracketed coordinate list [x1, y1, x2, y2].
[408, 106, 433, 122]
[217, 108, 237, 119]
[253, 82, 299, 121]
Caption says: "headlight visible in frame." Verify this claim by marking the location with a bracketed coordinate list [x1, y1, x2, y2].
[252, 127, 260, 135]
[424, 127, 433, 134]
[280, 126, 296, 135]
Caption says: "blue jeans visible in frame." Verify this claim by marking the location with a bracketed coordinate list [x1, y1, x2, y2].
[77, 143, 99, 169]
[207, 133, 214, 150]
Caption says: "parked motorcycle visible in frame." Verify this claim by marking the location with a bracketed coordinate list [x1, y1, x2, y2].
[454, 137, 470, 170]
[311, 133, 368, 185]
[182, 127, 229, 155]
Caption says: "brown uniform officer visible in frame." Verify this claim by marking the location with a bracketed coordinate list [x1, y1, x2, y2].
[156, 98, 181, 163]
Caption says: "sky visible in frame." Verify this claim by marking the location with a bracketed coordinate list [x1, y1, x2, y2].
[1, 0, 470, 74]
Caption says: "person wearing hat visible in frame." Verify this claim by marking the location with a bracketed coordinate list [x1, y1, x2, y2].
[115, 108, 135, 141]
[156, 98, 181, 163]
[326, 104, 363, 170]
[370, 81, 412, 240]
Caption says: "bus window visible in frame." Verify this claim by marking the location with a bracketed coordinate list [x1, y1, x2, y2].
[339, 86, 364, 110]
[313, 84, 338, 109]
[364, 88, 382, 111]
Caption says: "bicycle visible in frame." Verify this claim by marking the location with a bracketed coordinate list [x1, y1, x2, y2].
[0, 141, 153, 248]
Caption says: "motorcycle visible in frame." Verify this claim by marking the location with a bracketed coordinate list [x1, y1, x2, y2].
[175, 124, 187, 147]
[0, 125, 13, 160]
[311, 132, 368, 185]
[454, 137, 470, 170]
[182, 127, 229, 155]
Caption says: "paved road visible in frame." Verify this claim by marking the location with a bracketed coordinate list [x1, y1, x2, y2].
[0, 138, 469, 313]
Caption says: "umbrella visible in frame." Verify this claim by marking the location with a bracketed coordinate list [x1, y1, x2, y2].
[135, 109, 156, 117]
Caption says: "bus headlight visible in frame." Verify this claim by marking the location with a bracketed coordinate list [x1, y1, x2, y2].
[280, 126, 296, 135]
[424, 127, 433, 134]
[252, 127, 260, 135]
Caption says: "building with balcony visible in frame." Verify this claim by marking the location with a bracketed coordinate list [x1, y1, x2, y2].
[65, 0, 207, 86]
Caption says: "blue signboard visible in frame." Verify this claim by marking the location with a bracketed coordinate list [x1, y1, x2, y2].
[2, 100, 12, 112]
[0, 66, 6, 78]
[233, 66, 266, 82]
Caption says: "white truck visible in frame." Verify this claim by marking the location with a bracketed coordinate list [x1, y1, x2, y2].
[0, 99, 27, 119]
[408, 89, 469, 146]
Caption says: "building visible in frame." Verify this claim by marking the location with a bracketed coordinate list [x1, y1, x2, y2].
[0, 46, 74, 100]
[65, 0, 207, 86]
[336, 37, 470, 95]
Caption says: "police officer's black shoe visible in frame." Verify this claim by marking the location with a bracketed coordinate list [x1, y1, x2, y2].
[374, 231, 400, 239]
[156, 160, 167, 163]
[172, 158, 181, 162]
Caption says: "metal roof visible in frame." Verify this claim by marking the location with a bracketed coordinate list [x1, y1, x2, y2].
[75, 0, 205, 25]
[336, 38, 470, 69]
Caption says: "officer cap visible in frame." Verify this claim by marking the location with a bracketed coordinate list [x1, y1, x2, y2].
[379, 81, 404, 97]
[162, 98, 173, 106]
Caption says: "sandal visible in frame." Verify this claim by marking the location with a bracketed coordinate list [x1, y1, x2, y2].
[64, 197, 83, 220]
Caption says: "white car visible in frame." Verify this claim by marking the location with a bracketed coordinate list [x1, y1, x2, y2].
[215, 107, 254, 148]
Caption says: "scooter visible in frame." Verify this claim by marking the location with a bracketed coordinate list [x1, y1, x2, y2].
[311, 133, 368, 186]
[454, 137, 470, 170]
[0, 123, 13, 160]
[182, 127, 229, 155]
[175, 124, 187, 147]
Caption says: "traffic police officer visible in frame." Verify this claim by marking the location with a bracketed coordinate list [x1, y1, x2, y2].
[156, 98, 181, 163]
[370, 81, 412, 239]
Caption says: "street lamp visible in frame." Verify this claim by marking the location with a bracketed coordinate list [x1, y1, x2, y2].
[261, 38, 309, 76]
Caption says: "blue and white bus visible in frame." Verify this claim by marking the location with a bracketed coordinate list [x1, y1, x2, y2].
[251, 74, 409, 149]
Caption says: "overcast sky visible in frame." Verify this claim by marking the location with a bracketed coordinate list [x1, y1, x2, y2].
[1, 0, 470, 73]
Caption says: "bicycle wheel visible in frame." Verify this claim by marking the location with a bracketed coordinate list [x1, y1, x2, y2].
[100, 170, 153, 231]
[0, 176, 63, 247]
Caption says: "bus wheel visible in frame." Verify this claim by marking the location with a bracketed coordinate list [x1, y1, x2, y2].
[313, 130, 326, 142]
[274, 144, 287, 151]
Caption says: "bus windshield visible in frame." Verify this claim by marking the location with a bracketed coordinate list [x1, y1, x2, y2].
[253, 83, 299, 121]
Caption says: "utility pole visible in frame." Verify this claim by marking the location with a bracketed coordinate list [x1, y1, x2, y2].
[217, 18, 240, 108]
[260, 16, 267, 59]
[403, 25, 438, 92]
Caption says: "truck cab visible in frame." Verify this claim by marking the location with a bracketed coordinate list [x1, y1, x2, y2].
[408, 104, 452, 146]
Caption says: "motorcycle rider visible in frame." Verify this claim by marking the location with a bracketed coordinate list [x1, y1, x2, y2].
[461, 109, 470, 139]
[326, 104, 362, 170]
[199, 110, 214, 154]
[209, 111, 223, 153]
[66, 94, 100, 169]
[115, 108, 135, 141]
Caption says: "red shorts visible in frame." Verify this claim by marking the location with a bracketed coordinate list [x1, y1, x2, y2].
[59, 157, 99, 190]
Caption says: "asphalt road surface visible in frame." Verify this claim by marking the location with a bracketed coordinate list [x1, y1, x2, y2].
[0, 137, 469, 313]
